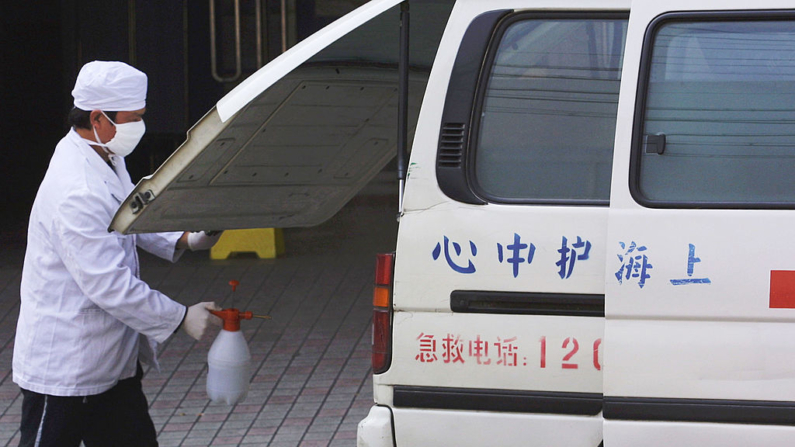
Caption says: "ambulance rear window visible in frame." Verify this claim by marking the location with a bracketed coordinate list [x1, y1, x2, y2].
[472, 14, 628, 204]
[635, 14, 795, 207]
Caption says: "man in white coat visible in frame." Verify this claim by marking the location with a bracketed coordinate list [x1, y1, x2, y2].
[13, 61, 223, 447]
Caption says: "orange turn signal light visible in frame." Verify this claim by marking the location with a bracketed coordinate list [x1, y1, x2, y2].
[373, 286, 390, 308]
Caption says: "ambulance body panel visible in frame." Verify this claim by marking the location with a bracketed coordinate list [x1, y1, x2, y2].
[604, 0, 795, 443]
[378, 1, 627, 444]
[377, 0, 795, 444]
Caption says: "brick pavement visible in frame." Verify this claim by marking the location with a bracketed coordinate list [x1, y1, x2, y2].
[0, 183, 397, 447]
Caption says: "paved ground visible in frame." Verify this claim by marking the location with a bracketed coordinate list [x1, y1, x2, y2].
[0, 178, 398, 446]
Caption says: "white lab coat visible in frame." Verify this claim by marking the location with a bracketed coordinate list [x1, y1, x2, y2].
[13, 129, 187, 397]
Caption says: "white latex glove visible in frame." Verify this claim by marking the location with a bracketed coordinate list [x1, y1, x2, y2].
[186, 231, 223, 251]
[181, 302, 222, 340]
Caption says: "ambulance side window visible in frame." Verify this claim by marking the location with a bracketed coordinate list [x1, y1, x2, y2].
[472, 14, 628, 205]
[634, 14, 795, 207]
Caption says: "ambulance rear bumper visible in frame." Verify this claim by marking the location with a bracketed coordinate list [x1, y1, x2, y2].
[357, 405, 395, 447]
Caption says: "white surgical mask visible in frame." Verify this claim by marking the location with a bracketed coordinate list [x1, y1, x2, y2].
[89, 111, 146, 158]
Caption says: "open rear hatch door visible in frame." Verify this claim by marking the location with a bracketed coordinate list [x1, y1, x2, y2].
[110, 0, 452, 234]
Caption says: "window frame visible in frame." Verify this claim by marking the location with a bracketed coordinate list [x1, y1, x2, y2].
[630, 10, 795, 209]
[468, 11, 629, 206]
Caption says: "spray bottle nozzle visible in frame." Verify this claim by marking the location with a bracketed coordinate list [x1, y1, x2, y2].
[211, 280, 271, 331]
[210, 308, 252, 332]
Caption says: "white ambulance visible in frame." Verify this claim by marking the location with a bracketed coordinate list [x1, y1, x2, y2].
[112, 0, 795, 445]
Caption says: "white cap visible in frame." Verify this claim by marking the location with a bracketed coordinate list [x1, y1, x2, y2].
[72, 61, 147, 111]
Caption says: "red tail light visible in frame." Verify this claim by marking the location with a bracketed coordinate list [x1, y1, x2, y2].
[372, 253, 394, 374]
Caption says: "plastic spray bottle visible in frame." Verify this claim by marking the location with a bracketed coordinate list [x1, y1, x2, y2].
[206, 280, 270, 405]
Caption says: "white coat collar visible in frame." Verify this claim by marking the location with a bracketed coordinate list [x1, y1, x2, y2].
[67, 128, 129, 204]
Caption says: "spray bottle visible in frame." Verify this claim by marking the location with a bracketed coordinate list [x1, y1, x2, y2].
[206, 280, 270, 405]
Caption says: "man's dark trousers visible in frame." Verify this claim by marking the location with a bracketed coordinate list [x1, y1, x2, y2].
[18, 363, 158, 447]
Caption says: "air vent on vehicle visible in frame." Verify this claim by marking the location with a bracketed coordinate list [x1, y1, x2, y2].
[437, 123, 466, 168]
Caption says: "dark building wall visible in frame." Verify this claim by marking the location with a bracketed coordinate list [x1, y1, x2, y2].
[1, 0, 65, 221]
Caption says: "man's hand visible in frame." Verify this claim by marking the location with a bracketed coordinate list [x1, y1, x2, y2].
[184, 231, 223, 251]
[181, 302, 222, 340]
